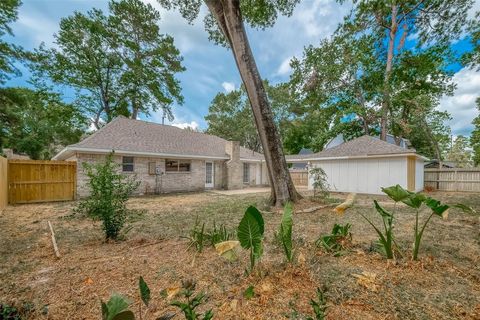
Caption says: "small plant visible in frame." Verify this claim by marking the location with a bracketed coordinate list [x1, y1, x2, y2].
[209, 221, 234, 245]
[1, 303, 22, 320]
[316, 223, 352, 255]
[101, 294, 134, 320]
[75, 152, 139, 240]
[310, 167, 330, 201]
[187, 219, 235, 252]
[237, 206, 265, 273]
[188, 218, 207, 252]
[306, 287, 328, 320]
[171, 280, 213, 320]
[279, 202, 294, 262]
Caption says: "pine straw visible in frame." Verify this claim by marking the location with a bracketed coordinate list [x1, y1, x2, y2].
[0, 191, 479, 319]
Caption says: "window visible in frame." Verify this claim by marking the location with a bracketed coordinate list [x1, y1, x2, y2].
[243, 163, 250, 183]
[166, 159, 191, 172]
[122, 156, 134, 172]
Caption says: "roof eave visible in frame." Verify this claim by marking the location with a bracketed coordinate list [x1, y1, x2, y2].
[286, 153, 427, 162]
[55, 146, 230, 160]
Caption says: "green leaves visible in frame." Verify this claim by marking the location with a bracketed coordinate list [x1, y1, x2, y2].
[381, 185, 410, 202]
[402, 192, 426, 209]
[279, 202, 294, 262]
[139, 276, 151, 307]
[101, 294, 134, 320]
[237, 206, 265, 272]
[424, 198, 449, 217]
[243, 285, 255, 300]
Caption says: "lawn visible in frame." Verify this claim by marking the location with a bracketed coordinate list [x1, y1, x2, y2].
[0, 190, 479, 319]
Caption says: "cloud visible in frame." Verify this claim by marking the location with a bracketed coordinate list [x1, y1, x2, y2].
[438, 68, 480, 136]
[14, 12, 58, 48]
[171, 121, 200, 130]
[277, 56, 294, 75]
[221, 81, 235, 93]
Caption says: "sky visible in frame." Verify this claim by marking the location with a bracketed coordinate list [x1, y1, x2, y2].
[5, 0, 480, 136]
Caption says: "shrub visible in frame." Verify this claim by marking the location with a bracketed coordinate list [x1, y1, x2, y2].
[237, 206, 265, 273]
[187, 219, 235, 252]
[279, 202, 293, 262]
[310, 167, 329, 201]
[75, 152, 139, 240]
[316, 223, 352, 255]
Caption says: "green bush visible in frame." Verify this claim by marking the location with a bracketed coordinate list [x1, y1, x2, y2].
[310, 167, 329, 201]
[75, 152, 139, 240]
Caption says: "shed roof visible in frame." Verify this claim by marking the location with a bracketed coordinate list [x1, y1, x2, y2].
[53, 117, 264, 161]
[286, 135, 423, 161]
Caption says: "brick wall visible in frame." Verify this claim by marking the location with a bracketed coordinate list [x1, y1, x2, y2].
[75, 153, 226, 198]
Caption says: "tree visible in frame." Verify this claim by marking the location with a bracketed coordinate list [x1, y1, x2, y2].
[205, 81, 295, 153]
[446, 135, 472, 168]
[0, 0, 21, 84]
[343, 0, 473, 140]
[159, 0, 301, 205]
[0, 87, 87, 159]
[463, 11, 480, 69]
[471, 99, 480, 167]
[34, 0, 184, 128]
[108, 0, 184, 120]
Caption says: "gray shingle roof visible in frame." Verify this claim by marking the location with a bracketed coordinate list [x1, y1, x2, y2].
[62, 117, 264, 160]
[286, 135, 416, 160]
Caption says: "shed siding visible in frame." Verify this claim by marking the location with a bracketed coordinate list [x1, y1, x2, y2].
[308, 157, 408, 194]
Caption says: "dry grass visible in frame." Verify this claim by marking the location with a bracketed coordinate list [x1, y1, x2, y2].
[0, 190, 479, 319]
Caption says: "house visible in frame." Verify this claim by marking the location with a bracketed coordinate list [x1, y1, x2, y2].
[324, 133, 412, 150]
[2, 148, 30, 160]
[286, 135, 426, 195]
[424, 160, 456, 169]
[53, 117, 268, 197]
[290, 148, 313, 170]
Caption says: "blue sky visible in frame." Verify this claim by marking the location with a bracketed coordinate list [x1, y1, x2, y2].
[5, 0, 480, 136]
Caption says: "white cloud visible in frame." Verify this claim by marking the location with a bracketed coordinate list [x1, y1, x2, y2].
[221, 81, 235, 93]
[438, 68, 480, 136]
[277, 56, 294, 75]
[171, 121, 199, 130]
[15, 12, 58, 48]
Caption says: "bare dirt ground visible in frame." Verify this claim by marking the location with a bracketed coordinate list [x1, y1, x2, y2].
[0, 190, 479, 319]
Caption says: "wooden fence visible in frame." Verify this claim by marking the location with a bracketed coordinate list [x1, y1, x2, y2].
[424, 168, 480, 192]
[290, 170, 308, 186]
[8, 160, 76, 204]
[0, 156, 7, 212]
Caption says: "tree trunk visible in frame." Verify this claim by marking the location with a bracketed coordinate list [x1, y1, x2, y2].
[380, 4, 398, 141]
[206, 0, 300, 206]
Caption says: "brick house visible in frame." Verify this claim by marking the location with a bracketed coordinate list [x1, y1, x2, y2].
[53, 117, 268, 197]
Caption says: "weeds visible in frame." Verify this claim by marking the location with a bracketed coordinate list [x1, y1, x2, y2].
[316, 223, 352, 255]
[171, 280, 213, 320]
[187, 218, 235, 252]
[307, 287, 328, 320]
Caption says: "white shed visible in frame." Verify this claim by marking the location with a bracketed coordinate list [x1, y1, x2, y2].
[286, 135, 426, 195]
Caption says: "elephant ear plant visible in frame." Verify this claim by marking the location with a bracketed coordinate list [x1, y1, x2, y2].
[364, 184, 472, 261]
[279, 202, 294, 262]
[360, 185, 409, 259]
[237, 206, 265, 274]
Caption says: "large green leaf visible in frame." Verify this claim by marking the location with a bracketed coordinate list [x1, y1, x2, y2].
[279, 202, 293, 262]
[402, 192, 426, 209]
[381, 185, 410, 202]
[112, 311, 135, 320]
[237, 206, 264, 263]
[424, 197, 449, 216]
[102, 294, 132, 320]
[373, 200, 392, 219]
[139, 276, 151, 306]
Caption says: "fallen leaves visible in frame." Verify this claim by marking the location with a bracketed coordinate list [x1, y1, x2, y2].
[352, 271, 379, 292]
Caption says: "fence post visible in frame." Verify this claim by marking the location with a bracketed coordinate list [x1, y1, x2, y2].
[454, 169, 458, 192]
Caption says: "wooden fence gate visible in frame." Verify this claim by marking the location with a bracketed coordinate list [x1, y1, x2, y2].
[8, 160, 76, 204]
[424, 168, 480, 192]
[290, 170, 308, 186]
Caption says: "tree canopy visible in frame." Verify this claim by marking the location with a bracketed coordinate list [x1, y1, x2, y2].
[35, 0, 184, 129]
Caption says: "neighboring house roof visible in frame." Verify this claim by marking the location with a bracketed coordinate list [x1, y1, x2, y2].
[291, 148, 313, 170]
[286, 135, 425, 161]
[324, 133, 412, 150]
[53, 117, 264, 161]
[425, 160, 456, 168]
